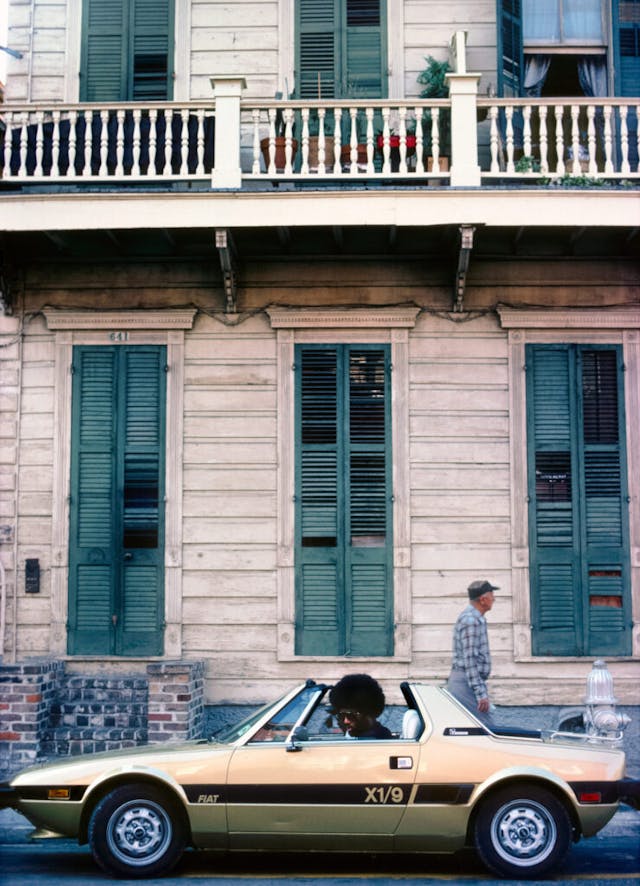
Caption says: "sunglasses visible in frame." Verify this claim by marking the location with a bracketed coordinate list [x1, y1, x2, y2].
[336, 709, 362, 721]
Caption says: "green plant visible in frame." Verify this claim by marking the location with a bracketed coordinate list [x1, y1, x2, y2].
[515, 155, 541, 173]
[417, 56, 451, 156]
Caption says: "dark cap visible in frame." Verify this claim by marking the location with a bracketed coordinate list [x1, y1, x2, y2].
[468, 580, 499, 600]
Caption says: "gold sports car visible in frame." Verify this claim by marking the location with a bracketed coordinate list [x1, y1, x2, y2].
[1, 680, 638, 879]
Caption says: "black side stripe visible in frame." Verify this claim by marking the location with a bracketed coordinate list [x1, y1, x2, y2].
[183, 783, 475, 806]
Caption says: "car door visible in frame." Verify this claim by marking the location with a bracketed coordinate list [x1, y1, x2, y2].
[226, 737, 419, 851]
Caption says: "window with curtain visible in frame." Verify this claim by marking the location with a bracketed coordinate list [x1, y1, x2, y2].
[523, 0, 604, 44]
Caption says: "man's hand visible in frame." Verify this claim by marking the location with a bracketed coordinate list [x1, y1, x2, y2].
[477, 697, 490, 713]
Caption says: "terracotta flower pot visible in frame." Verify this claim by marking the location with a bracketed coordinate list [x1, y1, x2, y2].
[306, 136, 337, 171]
[340, 144, 369, 171]
[260, 136, 299, 172]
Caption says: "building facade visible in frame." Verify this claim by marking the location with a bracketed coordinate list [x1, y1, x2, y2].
[0, 1, 638, 735]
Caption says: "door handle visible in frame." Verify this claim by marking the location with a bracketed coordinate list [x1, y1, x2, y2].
[124, 552, 133, 560]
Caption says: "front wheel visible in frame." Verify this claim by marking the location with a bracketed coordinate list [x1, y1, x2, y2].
[474, 785, 572, 878]
[88, 783, 187, 878]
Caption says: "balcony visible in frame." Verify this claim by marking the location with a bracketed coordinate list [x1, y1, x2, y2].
[1, 78, 638, 190]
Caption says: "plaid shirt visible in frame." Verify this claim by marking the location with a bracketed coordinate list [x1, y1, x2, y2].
[451, 604, 491, 702]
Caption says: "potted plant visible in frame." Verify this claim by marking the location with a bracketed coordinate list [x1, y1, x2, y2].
[375, 126, 417, 171]
[260, 91, 298, 173]
[417, 56, 451, 171]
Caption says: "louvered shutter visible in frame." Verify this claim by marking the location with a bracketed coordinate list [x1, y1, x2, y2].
[295, 345, 392, 656]
[527, 346, 580, 654]
[81, 0, 173, 101]
[343, 0, 386, 97]
[68, 347, 165, 656]
[579, 349, 630, 655]
[80, 0, 128, 101]
[131, 0, 173, 100]
[347, 349, 393, 655]
[118, 349, 166, 655]
[615, 2, 640, 167]
[68, 349, 118, 653]
[297, 0, 337, 99]
[527, 345, 631, 656]
[498, 0, 523, 96]
[296, 0, 386, 99]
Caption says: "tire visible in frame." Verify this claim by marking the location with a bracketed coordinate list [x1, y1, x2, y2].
[88, 783, 187, 878]
[474, 785, 572, 879]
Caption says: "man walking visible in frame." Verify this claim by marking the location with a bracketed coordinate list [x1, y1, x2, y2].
[447, 579, 498, 725]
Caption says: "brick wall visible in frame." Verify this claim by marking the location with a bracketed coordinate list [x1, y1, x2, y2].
[0, 658, 205, 780]
[147, 661, 205, 742]
[0, 659, 65, 777]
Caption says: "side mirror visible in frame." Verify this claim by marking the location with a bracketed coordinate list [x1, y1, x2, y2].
[286, 726, 309, 752]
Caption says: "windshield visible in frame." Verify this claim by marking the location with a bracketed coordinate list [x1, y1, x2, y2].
[213, 683, 326, 744]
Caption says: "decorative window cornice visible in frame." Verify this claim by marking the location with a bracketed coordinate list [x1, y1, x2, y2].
[43, 309, 197, 331]
[266, 306, 420, 329]
[497, 306, 640, 329]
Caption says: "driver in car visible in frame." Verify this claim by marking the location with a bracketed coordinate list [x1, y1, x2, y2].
[329, 674, 393, 739]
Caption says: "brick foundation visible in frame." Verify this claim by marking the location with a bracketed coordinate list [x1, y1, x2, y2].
[147, 661, 205, 742]
[0, 659, 205, 780]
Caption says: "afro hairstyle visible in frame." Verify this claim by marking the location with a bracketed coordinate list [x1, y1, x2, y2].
[328, 674, 386, 718]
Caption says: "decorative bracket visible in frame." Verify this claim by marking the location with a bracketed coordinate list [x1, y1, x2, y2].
[215, 228, 238, 313]
[453, 224, 475, 312]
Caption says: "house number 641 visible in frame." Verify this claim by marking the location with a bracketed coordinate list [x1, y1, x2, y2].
[109, 331, 129, 342]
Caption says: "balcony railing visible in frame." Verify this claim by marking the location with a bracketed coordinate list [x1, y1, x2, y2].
[1, 77, 639, 188]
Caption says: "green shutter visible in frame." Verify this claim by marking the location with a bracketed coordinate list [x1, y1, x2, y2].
[527, 345, 631, 656]
[297, 0, 338, 99]
[81, 0, 173, 101]
[498, 0, 523, 97]
[68, 347, 166, 656]
[68, 349, 118, 654]
[296, 0, 386, 99]
[131, 0, 173, 100]
[80, 0, 128, 101]
[295, 345, 392, 656]
[343, 0, 386, 97]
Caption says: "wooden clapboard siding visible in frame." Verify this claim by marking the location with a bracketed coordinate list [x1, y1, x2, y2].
[181, 313, 278, 667]
[404, 0, 498, 94]
[409, 312, 513, 672]
[190, 0, 280, 97]
[4, 0, 503, 102]
[10, 316, 56, 659]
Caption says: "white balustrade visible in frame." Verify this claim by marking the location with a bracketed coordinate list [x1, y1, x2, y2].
[1, 96, 638, 187]
[482, 98, 640, 179]
[1, 103, 215, 182]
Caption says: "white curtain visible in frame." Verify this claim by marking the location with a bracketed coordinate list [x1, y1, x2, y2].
[524, 55, 551, 97]
[523, 0, 603, 42]
[577, 57, 608, 97]
[565, 0, 603, 41]
[523, 0, 559, 42]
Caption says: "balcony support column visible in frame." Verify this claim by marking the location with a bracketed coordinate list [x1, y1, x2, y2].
[210, 77, 246, 189]
[447, 72, 482, 187]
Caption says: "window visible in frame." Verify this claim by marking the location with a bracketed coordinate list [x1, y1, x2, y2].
[295, 345, 393, 656]
[296, 0, 387, 99]
[526, 345, 631, 657]
[523, 0, 604, 45]
[68, 346, 166, 656]
[80, 0, 174, 101]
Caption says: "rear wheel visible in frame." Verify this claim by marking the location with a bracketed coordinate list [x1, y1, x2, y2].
[88, 783, 187, 878]
[474, 785, 572, 878]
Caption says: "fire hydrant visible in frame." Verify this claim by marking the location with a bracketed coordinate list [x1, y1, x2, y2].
[583, 660, 631, 743]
